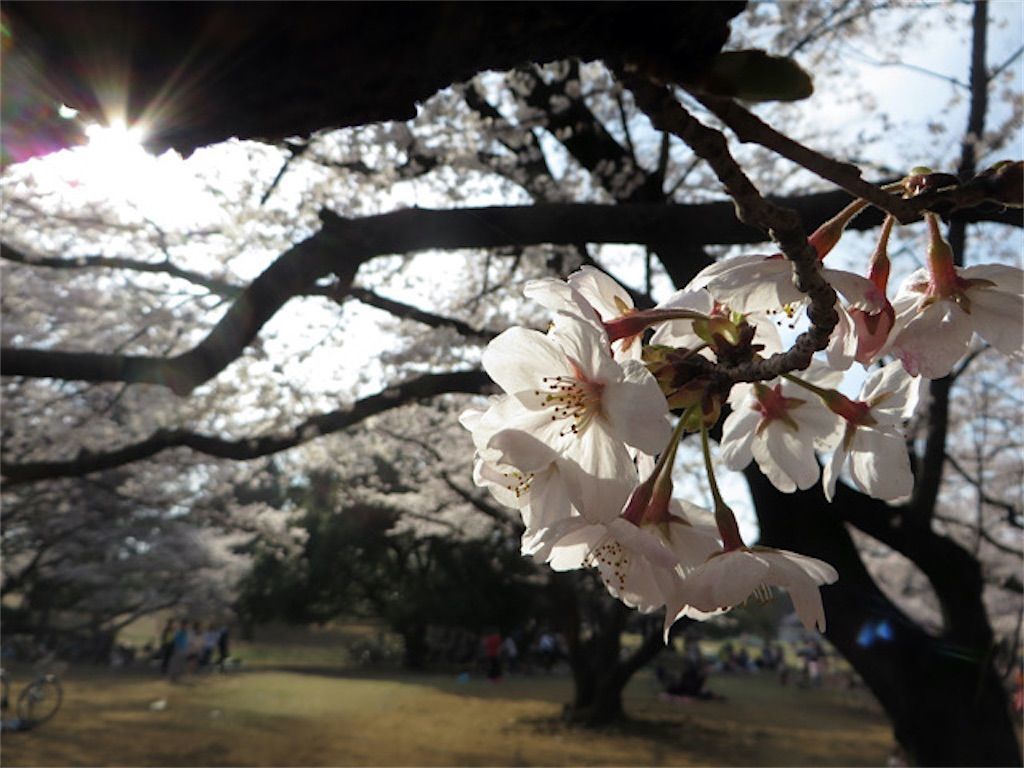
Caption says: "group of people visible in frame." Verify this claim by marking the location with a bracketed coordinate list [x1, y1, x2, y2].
[158, 619, 230, 681]
[658, 636, 843, 702]
[478, 628, 565, 681]
[713, 639, 787, 674]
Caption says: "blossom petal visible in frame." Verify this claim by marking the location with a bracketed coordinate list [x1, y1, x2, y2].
[676, 550, 771, 613]
[524, 278, 600, 325]
[891, 302, 973, 379]
[762, 550, 837, 631]
[822, 435, 850, 502]
[603, 360, 671, 455]
[482, 327, 572, 396]
[720, 405, 759, 471]
[968, 285, 1024, 359]
[850, 429, 914, 501]
[567, 266, 634, 318]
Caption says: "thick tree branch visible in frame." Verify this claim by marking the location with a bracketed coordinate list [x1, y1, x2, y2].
[0, 369, 491, 486]
[4, 196, 1017, 392]
[4, 3, 744, 159]
[519, 62, 662, 204]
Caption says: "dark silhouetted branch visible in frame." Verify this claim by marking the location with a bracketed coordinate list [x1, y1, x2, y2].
[347, 288, 500, 342]
[4, 198, 1017, 392]
[1, 370, 491, 486]
[0, 242, 243, 297]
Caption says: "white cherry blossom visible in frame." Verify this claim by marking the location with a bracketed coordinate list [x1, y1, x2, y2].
[890, 263, 1024, 379]
[665, 546, 838, 639]
[822, 360, 922, 502]
[690, 254, 882, 370]
[533, 499, 722, 612]
[720, 363, 843, 493]
[480, 313, 670, 519]
[460, 402, 575, 533]
[567, 266, 644, 360]
[525, 268, 708, 363]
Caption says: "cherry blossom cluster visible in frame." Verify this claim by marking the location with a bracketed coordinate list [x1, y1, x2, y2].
[462, 190, 1023, 640]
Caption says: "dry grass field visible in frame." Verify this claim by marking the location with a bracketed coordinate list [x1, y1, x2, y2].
[1, 644, 894, 767]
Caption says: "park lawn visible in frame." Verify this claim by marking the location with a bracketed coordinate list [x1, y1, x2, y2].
[2, 664, 893, 767]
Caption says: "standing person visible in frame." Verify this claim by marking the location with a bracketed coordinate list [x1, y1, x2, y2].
[216, 624, 230, 669]
[168, 620, 190, 682]
[187, 621, 204, 673]
[200, 626, 219, 668]
[158, 618, 175, 674]
[537, 631, 556, 672]
[501, 634, 519, 676]
[482, 629, 502, 682]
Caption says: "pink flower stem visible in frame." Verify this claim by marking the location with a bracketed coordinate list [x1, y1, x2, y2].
[782, 373, 875, 426]
[866, 215, 895, 292]
[622, 416, 687, 526]
[700, 426, 745, 551]
[808, 198, 869, 260]
[924, 213, 960, 296]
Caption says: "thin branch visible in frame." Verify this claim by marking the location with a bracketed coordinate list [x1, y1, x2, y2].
[989, 43, 1024, 80]
[933, 513, 1023, 558]
[785, 0, 862, 56]
[0, 369, 492, 486]
[440, 472, 517, 530]
[838, 40, 969, 89]
[346, 287, 500, 342]
[693, 94, 1015, 224]
[654, 131, 672, 190]
[260, 139, 311, 206]
[620, 69, 838, 383]
[949, 343, 989, 382]
[694, 94, 919, 221]
[944, 454, 1022, 520]
[0, 242, 242, 297]
[615, 92, 638, 161]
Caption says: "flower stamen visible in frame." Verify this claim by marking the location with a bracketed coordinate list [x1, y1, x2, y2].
[534, 371, 605, 437]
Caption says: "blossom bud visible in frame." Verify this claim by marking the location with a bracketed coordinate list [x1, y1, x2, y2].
[903, 168, 959, 197]
[807, 198, 869, 260]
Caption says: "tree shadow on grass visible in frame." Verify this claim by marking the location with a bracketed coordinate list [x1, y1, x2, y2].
[516, 711, 726, 751]
[250, 663, 578, 703]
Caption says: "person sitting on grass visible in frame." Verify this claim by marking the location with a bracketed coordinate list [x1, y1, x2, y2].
[657, 658, 719, 701]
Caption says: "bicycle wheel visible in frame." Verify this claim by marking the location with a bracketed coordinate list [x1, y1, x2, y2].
[16, 676, 62, 725]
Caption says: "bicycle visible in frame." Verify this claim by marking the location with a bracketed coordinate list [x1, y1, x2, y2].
[1, 660, 64, 731]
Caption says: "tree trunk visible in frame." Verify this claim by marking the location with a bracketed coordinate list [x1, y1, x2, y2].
[400, 622, 428, 670]
[551, 573, 664, 726]
[746, 468, 1022, 767]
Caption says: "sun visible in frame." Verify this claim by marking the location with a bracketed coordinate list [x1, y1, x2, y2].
[59, 118, 211, 228]
[84, 119, 146, 158]
[80, 119, 151, 194]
